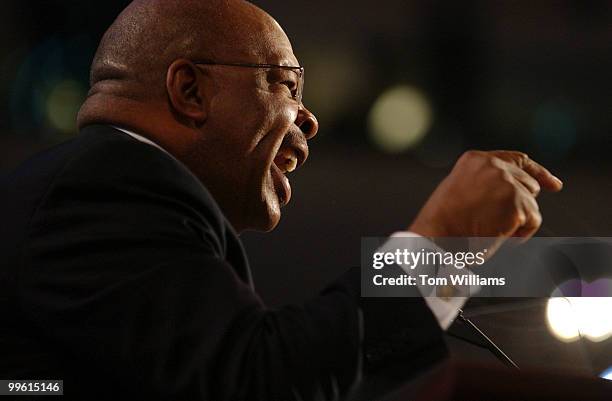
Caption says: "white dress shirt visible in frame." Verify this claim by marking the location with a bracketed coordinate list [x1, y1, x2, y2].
[379, 232, 471, 330]
[112, 126, 468, 330]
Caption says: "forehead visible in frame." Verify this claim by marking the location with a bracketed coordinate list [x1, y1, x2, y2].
[218, 5, 299, 66]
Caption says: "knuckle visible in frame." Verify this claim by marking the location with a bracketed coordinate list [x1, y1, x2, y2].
[513, 151, 529, 161]
[492, 150, 530, 167]
[458, 150, 481, 165]
[489, 155, 507, 169]
[533, 210, 543, 225]
[526, 210, 543, 229]
[490, 166, 513, 186]
[510, 209, 526, 226]
[512, 151, 529, 167]
[500, 170, 514, 183]
[532, 181, 542, 194]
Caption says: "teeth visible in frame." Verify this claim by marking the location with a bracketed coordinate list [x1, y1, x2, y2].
[275, 149, 299, 174]
[285, 157, 298, 173]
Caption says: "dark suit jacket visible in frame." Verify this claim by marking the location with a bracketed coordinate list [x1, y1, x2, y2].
[0, 125, 445, 400]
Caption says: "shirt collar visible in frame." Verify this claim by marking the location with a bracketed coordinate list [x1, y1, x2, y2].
[112, 126, 171, 157]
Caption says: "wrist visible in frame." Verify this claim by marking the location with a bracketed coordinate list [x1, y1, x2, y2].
[409, 216, 451, 238]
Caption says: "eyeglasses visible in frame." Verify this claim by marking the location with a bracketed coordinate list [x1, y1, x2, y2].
[192, 60, 304, 104]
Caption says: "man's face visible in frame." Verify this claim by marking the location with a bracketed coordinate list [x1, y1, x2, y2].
[188, 18, 318, 232]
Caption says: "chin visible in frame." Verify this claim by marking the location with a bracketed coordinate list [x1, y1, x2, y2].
[260, 215, 281, 232]
[243, 212, 280, 233]
[241, 198, 281, 233]
[256, 203, 282, 232]
[240, 175, 284, 232]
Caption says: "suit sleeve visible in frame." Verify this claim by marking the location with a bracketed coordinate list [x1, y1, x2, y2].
[19, 141, 445, 400]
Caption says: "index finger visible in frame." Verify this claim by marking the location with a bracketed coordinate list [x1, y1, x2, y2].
[522, 157, 563, 192]
[490, 151, 563, 192]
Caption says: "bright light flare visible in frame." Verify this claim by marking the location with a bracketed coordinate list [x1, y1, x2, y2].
[368, 85, 432, 153]
[600, 366, 612, 381]
[546, 297, 612, 342]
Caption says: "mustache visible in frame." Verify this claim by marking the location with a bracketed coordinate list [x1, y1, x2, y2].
[279, 129, 309, 169]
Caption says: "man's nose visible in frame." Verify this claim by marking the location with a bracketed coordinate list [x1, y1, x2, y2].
[295, 104, 319, 140]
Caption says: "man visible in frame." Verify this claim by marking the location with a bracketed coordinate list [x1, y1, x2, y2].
[0, 0, 562, 400]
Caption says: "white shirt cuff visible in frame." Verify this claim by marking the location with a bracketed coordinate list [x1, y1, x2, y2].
[378, 231, 477, 330]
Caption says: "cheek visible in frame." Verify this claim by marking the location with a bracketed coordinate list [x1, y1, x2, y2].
[276, 103, 298, 132]
[247, 94, 298, 152]
[206, 91, 297, 178]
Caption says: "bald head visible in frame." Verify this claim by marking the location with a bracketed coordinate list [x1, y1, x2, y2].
[87, 0, 289, 100]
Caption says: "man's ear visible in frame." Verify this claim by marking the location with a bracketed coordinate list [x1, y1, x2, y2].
[166, 59, 207, 125]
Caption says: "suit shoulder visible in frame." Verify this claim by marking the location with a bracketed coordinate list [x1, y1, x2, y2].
[64, 126, 192, 186]
[64, 126, 223, 218]
[17, 125, 228, 243]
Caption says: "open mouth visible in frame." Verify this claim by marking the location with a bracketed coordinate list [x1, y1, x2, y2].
[267, 130, 308, 208]
[270, 148, 299, 206]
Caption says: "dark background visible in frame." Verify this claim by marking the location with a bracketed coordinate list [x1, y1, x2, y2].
[1, 0, 611, 380]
